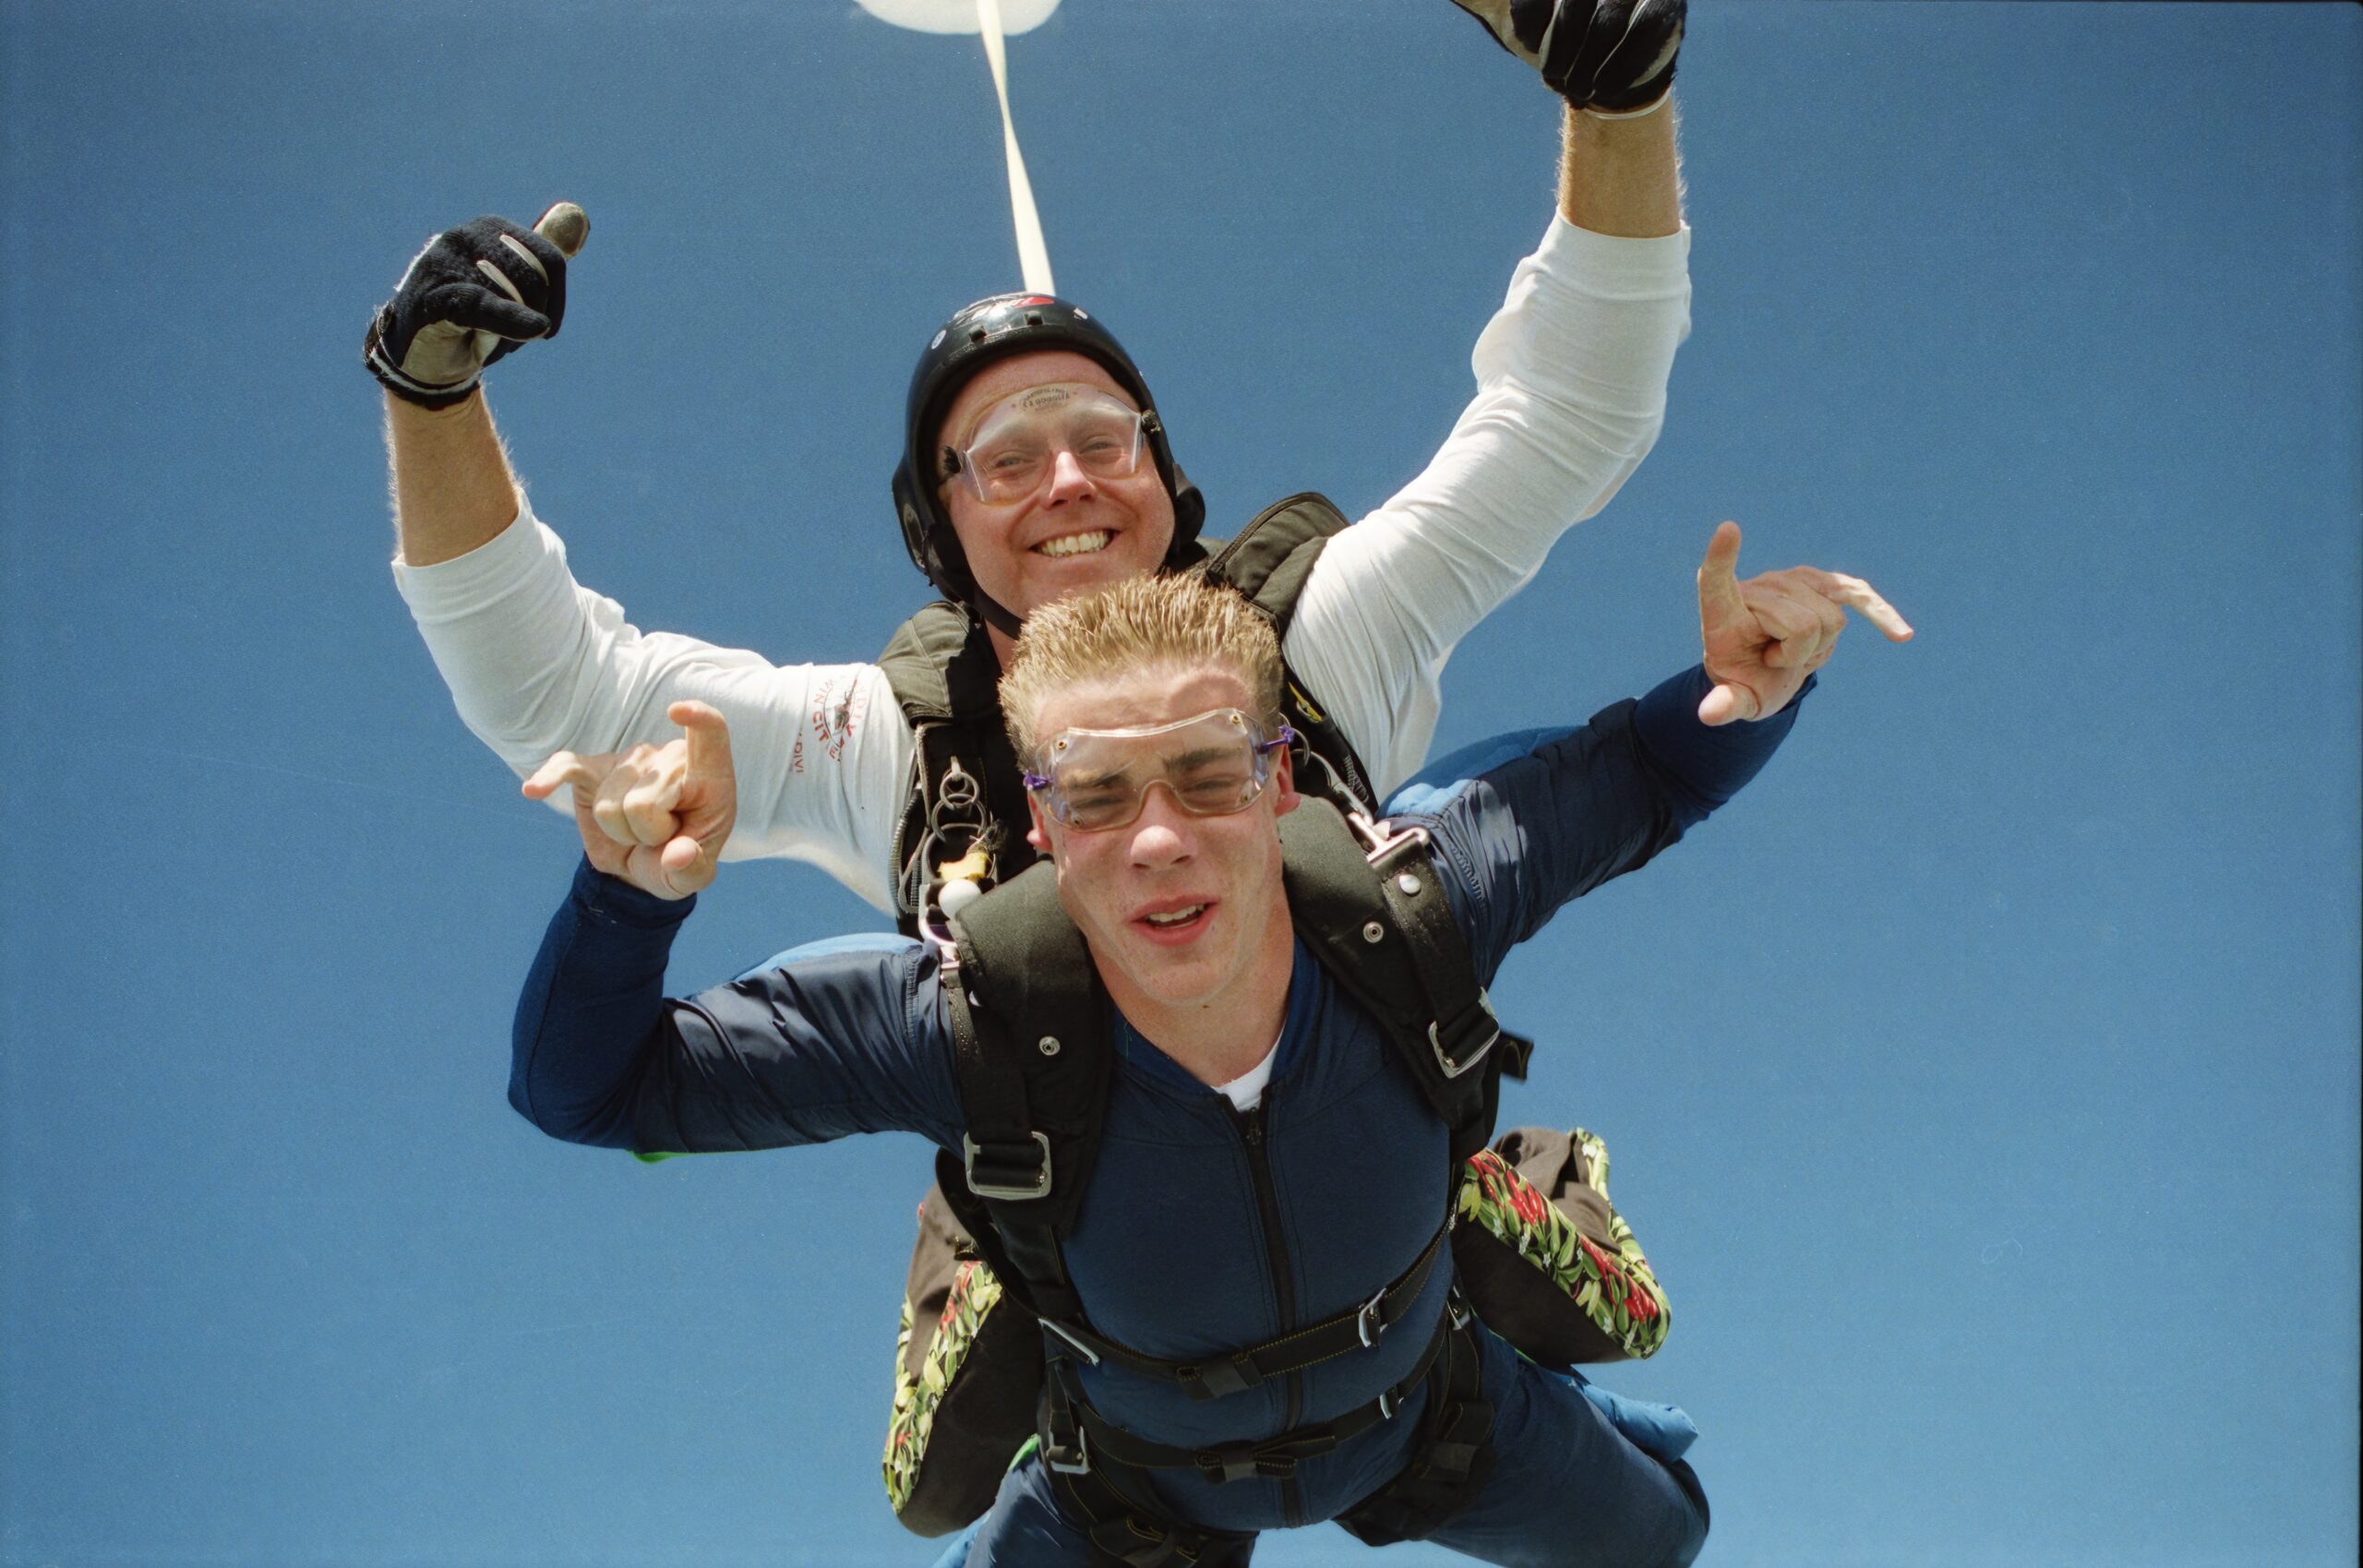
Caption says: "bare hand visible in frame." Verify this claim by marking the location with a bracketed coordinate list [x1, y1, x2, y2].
[1695, 521, 1913, 725]
[522, 701, 737, 899]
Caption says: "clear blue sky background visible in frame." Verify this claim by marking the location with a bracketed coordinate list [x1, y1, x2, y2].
[2, 3, 2357, 1564]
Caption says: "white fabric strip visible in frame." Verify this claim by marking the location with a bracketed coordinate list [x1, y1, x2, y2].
[1216, 1041, 1281, 1114]
[977, 0, 1056, 293]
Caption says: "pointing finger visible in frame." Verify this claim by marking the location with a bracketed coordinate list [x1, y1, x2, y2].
[522, 751, 601, 801]
[1801, 569, 1915, 642]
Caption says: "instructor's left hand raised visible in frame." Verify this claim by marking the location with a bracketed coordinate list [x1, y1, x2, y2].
[1695, 521, 1913, 725]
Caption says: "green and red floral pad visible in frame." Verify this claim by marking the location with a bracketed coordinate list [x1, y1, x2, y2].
[1454, 1129, 1668, 1361]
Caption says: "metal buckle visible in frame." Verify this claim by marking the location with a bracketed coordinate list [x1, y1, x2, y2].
[1378, 1386, 1401, 1420]
[1041, 1318, 1103, 1367]
[962, 1131, 1052, 1200]
[1045, 1428, 1091, 1476]
[1348, 811, 1431, 868]
[1427, 990, 1502, 1079]
[1355, 1287, 1389, 1349]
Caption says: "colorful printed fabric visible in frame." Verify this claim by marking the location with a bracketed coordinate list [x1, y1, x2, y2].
[1454, 1129, 1669, 1360]
[884, 1257, 1006, 1515]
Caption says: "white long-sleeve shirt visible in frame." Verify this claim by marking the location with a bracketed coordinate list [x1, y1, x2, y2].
[394, 216, 1693, 913]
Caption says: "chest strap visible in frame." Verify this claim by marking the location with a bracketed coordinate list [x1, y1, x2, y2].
[1044, 1299, 1467, 1486]
[1038, 1219, 1449, 1401]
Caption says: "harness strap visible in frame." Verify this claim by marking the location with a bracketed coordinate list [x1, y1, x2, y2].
[1047, 1312, 1453, 1486]
[1040, 1219, 1450, 1400]
[1046, 1461, 1253, 1568]
[1357, 819, 1530, 1086]
[942, 974, 1050, 1201]
[1334, 1302, 1501, 1546]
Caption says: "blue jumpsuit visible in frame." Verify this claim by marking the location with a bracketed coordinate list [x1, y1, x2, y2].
[511, 664, 1802, 1564]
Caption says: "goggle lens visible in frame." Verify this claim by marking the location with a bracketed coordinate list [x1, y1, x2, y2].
[944, 384, 1147, 504]
[1025, 709, 1294, 832]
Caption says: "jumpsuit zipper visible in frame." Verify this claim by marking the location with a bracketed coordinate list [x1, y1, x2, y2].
[1235, 1098, 1306, 1527]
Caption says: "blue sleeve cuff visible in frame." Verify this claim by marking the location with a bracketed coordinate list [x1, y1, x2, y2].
[1632, 664, 1812, 822]
[570, 857, 697, 929]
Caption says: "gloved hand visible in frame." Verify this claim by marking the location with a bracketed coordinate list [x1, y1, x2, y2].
[1447, 0, 1686, 115]
[364, 203, 584, 408]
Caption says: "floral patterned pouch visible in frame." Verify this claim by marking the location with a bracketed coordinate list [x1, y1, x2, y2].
[882, 1183, 1039, 1536]
[1451, 1126, 1670, 1365]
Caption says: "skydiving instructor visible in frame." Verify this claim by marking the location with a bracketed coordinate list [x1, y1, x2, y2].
[372, 0, 1699, 908]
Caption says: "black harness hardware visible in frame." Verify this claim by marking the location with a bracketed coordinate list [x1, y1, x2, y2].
[1053, 1314, 1458, 1488]
[1355, 1287, 1389, 1349]
[961, 1131, 1052, 1201]
[878, 493, 1378, 935]
[1046, 1428, 1092, 1477]
[1036, 1217, 1450, 1402]
[1428, 999, 1504, 1080]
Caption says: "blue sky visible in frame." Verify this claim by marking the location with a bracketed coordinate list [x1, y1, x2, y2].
[2, 2, 2357, 1564]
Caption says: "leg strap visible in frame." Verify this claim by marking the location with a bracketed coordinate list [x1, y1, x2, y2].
[1334, 1312, 1498, 1546]
[1054, 1314, 1450, 1485]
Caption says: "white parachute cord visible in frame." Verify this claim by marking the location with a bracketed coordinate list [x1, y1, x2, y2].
[976, 0, 1055, 294]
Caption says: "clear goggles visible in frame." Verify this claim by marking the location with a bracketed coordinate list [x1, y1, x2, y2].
[941, 382, 1149, 505]
[1024, 708, 1296, 832]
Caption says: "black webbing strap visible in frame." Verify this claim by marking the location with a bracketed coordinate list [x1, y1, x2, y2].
[1365, 829, 1519, 1083]
[1046, 1312, 1453, 1487]
[1046, 1457, 1253, 1568]
[1038, 1219, 1450, 1401]
[1279, 803, 1532, 1144]
[937, 862, 1112, 1330]
[1334, 1303, 1499, 1546]
[942, 976, 1048, 1199]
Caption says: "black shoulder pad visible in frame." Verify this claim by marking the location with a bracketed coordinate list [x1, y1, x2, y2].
[1197, 493, 1349, 638]
[944, 861, 1112, 1263]
[878, 600, 996, 724]
[879, 601, 1035, 932]
[1279, 800, 1504, 1140]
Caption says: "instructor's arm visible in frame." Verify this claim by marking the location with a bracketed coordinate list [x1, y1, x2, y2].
[367, 209, 577, 565]
[385, 389, 522, 566]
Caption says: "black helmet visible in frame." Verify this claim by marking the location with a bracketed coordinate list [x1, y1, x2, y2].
[891, 293, 1205, 627]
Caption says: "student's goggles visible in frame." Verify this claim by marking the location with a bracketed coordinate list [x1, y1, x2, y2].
[1024, 708, 1295, 832]
[941, 383, 1149, 505]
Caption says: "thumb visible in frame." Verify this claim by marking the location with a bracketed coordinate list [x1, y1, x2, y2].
[670, 700, 735, 783]
[1697, 680, 1759, 727]
[533, 200, 590, 259]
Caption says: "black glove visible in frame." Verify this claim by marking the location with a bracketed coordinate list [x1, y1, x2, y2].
[1448, 0, 1685, 114]
[365, 212, 570, 409]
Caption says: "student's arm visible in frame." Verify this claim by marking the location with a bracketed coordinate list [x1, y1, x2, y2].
[1394, 526, 1910, 968]
[509, 701, 963, 1153]
[509, 860, 964, 1154]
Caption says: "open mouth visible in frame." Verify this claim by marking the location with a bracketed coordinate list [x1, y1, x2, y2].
[1034, 530, 1112, 559]
[1134, 901, 1212, 940]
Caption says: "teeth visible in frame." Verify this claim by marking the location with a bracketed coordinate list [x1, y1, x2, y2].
[1143, 904, 1206, 928]
[1037, 531, 1111, 558]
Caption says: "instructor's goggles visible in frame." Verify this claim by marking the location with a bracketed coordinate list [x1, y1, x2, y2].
[941, 383, 1149, 505]
[1024, 709, 1296, 832]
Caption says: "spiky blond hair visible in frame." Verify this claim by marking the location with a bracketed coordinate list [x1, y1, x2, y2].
[999, 574, 1284, 760]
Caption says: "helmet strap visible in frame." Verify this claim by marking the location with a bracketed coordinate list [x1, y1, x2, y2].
[970, 582, 1026, 643]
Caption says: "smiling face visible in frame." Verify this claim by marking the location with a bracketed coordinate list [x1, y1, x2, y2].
[936, 350, 1178, 619]
[1026, 660, 1299, 1024]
